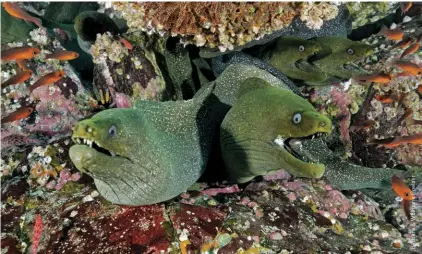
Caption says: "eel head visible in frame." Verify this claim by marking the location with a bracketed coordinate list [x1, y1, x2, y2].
[69, 109, 138, 177]
[270, 36, 323, 65]
[221, 78, 333, 183]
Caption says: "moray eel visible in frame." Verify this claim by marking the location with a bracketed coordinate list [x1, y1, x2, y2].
[220, 77, 332, 183]
[288, 138, 402, 190]
[265, 36, 330, 84]
[310, 36, 374, 79]
[69, 84, 216, 205]
[207, 53, 402, 189]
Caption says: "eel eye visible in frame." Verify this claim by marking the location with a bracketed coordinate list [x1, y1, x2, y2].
[299, 45, 305, 52]
[109, 125, 117, 136]
[405, 192, 409, 197]
[292, 113, 302, 124]
[347, 48, 354, 55]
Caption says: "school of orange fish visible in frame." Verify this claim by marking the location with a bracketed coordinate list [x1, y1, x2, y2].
[349, 5, 420, 219]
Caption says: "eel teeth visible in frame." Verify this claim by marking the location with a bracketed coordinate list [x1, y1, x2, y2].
[74, 137, 96, 148]
[110, 152, 116, 157]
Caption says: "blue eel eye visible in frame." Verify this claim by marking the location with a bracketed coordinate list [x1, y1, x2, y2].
[292, 113, 302, 124]
[109, 125, 117, 136]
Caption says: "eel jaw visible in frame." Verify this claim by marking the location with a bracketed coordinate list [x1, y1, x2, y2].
[71, 136, 117, 157]
[274, 132, 328, 165]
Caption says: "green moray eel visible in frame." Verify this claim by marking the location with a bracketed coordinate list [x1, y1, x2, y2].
[205, 63, 290, 107]
[287, 138, 403, 190]
[219, 77, 332, 183]
[206, 63, 400, 189]
[69, 84, 217, 205]
[310, 36, 374, 79]
[264, 36, 330, 84]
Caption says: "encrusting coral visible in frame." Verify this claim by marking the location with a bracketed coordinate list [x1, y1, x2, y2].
[112, 2, 340, 51]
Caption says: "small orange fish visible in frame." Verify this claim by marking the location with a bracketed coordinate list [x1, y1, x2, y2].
[45, 51, 79, 61]
[392, 37, 413, 49]
[27, 70, 65, 94]
[375, 93, 402, 103]
[119, 37, 133, 50]
[401, 2, 413, 15]
[1, 70, 32, 89]
[1, 106, 34, 124]
[400, 41, 420, 58]
[392, 175, 414, 220]
[392, 175, 414, 201]
[352, 73, 392, 84]
[15, 59, 31, 71]
[350, 119, 376, 132]
[371, 133, 422, 148]
[1, 46, 40, 61]
[394, 60, 422, 75]
[2, 2, 43, 28]
[377, 25, 404, 41]
[418, 84, 422, 95]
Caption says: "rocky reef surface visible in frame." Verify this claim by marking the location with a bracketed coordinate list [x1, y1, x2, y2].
[2, 168, 421, 253]
[1, 2, 422, 253]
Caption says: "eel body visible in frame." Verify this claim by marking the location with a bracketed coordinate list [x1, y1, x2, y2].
[69, 84, 217, 205]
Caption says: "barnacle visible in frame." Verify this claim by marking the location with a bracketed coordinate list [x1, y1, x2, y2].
[112, 2, 301, 50]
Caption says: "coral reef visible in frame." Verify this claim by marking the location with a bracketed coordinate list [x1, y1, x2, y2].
[2, 173, 420, 253]
[346, 2, 399, 29]
[112, 2, 340, 51]
[349, 16, 422, 167]
[299, 2, 339, 30]
[90, 32, 170, 106]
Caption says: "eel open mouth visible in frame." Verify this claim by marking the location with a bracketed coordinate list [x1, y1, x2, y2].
[71, 136, 116, 157]
[274, 132, 328, 163]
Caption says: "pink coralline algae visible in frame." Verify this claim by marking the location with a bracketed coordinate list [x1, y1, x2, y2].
[114, 92, 132, 108]
[32, 214, 43, 254]
[329, 87, 352, 146]
[201, 185, 240, 197]
[27, 84, 88, 136]
[45, 168, 81, 190]
[263, 169, 292, 181]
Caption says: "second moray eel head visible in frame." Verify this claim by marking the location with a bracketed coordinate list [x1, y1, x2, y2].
[267, 36, 323, 69]
[220, 77, 332, 183]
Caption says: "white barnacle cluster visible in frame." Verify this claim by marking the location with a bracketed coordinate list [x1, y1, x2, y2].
[112, 2, 148, 34]
[29, 28, 49, 46]
[299, 2, 339, 30]
[90, 32, 128, 64]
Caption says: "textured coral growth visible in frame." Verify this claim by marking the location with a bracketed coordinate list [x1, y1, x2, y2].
[113, 2, 301, 50]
